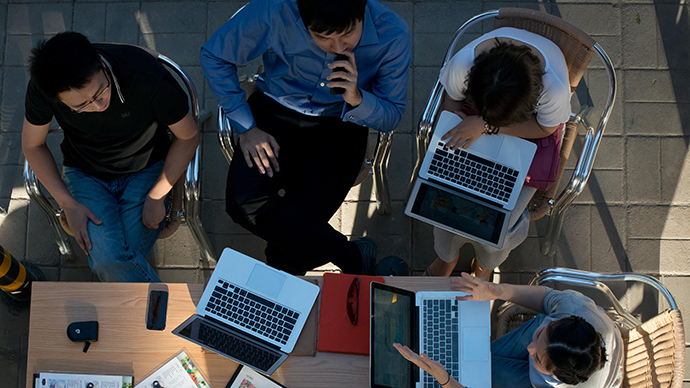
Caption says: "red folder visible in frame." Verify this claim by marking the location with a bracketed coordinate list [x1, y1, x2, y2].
[317, 273, 384, 355]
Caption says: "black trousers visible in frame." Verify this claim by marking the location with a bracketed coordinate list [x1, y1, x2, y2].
[226, 92, 368, 274]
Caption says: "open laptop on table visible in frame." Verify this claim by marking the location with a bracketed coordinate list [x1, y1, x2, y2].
[405, 111, 537, 249]
[370, 282, 491, 388]
[173, 248, 320, 375]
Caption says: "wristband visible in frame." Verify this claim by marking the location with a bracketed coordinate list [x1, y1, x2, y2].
[439, 370, 451, 386]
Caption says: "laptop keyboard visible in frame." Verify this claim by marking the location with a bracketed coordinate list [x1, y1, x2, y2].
[205, 279, 301, 345]
[429, 142, 519, 203]
[422, 299, 460, 388]
[197, 320, 281, 371]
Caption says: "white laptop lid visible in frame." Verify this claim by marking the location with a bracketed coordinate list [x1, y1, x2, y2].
[419, 111, 536, 210]
[416, 291, 491, 388]
[196, 248, 320, 353]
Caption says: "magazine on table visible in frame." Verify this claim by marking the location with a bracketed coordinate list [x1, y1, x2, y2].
[34, 372, 133, 388]
[135, 349, 211, 388]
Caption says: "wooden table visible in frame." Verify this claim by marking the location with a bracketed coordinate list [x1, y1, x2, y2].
[26, 278, 458, 388]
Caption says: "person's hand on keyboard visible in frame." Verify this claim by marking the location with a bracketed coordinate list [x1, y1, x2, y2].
[441, 111, 485, 150]
[450, 272, 502, 302]
[393, 343, 466, 388]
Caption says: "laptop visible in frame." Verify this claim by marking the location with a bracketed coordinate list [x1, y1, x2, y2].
[370, 282, 491, 388]
[172, 248, 320, 375]
[405, 111, 537, 249]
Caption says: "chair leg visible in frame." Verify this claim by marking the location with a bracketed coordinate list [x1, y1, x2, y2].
[372, 131, 393, 215]
[541, 204, 568, 257]
[184, 150, 217, 264]
[24, 161, 77, 261]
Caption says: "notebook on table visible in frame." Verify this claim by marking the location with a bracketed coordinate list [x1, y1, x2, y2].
[172, 248, 320, 375]
[405, 111, 537, 249]
[370, 282, 491, 388]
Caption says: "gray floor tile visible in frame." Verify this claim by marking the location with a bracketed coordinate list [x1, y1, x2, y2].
[140, 2, 207, 34]
[73, 3, 107, 41]
[7, 3, 72, 35]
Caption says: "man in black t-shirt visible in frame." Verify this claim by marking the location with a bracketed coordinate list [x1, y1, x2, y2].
[22, 32, 199, 282]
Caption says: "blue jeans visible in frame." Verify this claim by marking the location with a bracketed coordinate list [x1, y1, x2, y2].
[490, 314, 547, 388]
[63, 161, 165, 282]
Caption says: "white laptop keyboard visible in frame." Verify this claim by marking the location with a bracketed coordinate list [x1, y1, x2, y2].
[422, 299, 460, 388]
[429, 142, 519, 203]
[205, 279, 301, 345]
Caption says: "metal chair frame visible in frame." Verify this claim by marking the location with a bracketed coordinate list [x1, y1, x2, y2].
[24, 51, 217, 264]
[216, 75, 393, 215]
[413, 9, 617, 256]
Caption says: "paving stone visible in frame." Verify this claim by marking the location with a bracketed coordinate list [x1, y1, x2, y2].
[371, 234, 411, 269]
[624, 102, 689, 136]
[386, 132, 414, 202]
[206, 2, 245, 38]
[553, 204, 591, 271]
[625, 70, 690, 103]
[501, 236, 553, 273]
[589, 34, 621, 70]
[586, 68, 623, 136]
[0, 341, 21, 388]
[341, 201, 410, 238]
[572, 170, 624, 204]
[73, 3, 106, 41]
[621, 4, 657, 69]
[655, 4, 690, 70]
[25, 204, 61, 266]
[413, 66, 442, 126]
[149, 238, 166, 268]
[658, 240, 690, 275]
[7, 3, 71, 35]
[592, 136, 624, 170]
[105, 2, 140, 45]
[139, 33, 206, 67]
[628, 205, 678, 239]
[395, 95, 414, 134]
[140, 2, 206, 34]
[590, 204, 628, 273]
[200, 199, 248, 234]
[1, 66, 30, 134]
[414, 33, 462, 68]
[157, 268, 199, 284]
[627, 239, 661, 274]
[661, 137, 690, 205]
[0, 6, 5, 65]
[626, 137, 660, 203]
[411, 220, 435, 271]
[38, 266, 60, 281]
[0, 132, 23, 165]
[59, 267, 97, 281]
[0, 200, 27, 261]
[660, 276, 690, 345]
[414, 2, 483, 34]
[557, 4, 621, 36]
[208, 233, 267, 263]
[163, 225, 201, 267]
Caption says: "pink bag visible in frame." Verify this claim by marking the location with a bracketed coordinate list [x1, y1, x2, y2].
[524, 123, 563, 191]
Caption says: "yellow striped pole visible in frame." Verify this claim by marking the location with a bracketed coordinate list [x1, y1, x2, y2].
[0, 245, 36, 302]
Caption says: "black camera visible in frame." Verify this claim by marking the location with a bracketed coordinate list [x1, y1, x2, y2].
[330, 54, 349, 95]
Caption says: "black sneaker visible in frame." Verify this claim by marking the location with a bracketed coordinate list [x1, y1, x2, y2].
[353, 237, 377, 275]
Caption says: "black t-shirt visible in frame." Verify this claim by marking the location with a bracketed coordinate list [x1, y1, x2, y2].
[24, 44, 189, 180]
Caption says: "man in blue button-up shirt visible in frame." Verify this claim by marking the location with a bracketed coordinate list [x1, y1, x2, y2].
[201, 0, 411, 275]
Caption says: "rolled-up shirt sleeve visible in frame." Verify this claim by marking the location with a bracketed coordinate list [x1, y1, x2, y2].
[342, 22, 411, 133]
[200, 2, 272, 134]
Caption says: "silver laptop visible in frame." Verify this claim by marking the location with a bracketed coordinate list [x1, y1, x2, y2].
[172, 248, 320, 375]
[370, 282, 491, 388]
[405, 111, 536, 249]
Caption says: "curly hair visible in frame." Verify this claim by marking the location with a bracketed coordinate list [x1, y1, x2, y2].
[463, 39, 545, 128]
[545, 316, 608, 385]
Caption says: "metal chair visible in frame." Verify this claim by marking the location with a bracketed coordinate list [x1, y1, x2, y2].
[24, 46, 217, 264]
[413, 8, 616, 256]
[217, 73, 393, 215]
[496, 268, 685, 388]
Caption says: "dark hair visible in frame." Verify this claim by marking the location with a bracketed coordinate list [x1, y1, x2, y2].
[297, 0, 367, 35]
[29, 31, 102, 102]
[463, 40, 544, 128]
[545, 316, 608, 385]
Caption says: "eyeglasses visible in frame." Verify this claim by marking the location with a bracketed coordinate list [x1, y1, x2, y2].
[71, 67, 110, 113]
[346, 277, 360, 325]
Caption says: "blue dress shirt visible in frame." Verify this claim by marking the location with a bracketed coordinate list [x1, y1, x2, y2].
[200, 0, 411, 134]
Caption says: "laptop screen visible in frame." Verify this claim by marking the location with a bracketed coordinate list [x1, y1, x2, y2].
[371, 283, 416, 388]
[411, 181, 505, 244]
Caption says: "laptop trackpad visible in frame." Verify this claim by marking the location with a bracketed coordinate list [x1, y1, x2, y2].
[462, 327, 490, 361]
[246, 264, 287, 299]
[468, 135, 503, 159]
